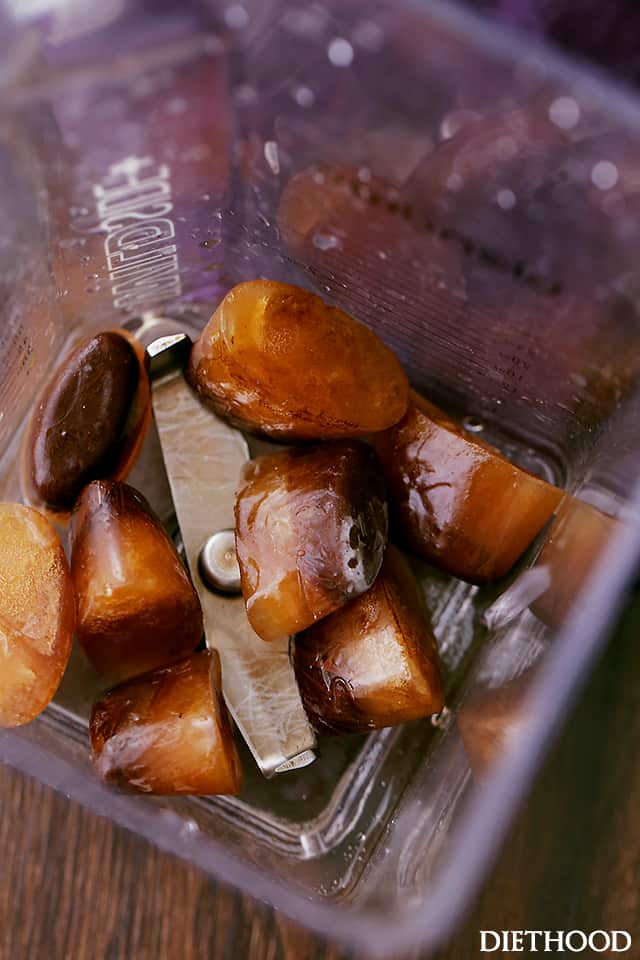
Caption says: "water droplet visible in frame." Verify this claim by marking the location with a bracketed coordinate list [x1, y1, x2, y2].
[234, 84, 257, 106]
[292, 85, 315, 108]
[591, 160, 618, 190]
[352, 20, 385, 51]
[496, 136, 517, 161]
[330, 677, 350, 700]
[132, 77, 155, 98]
[282, 7, 329, 37]
[497, 188, 517, 210]
[201, 193, 211, 201]
[165, 97, 186, 114]
[180, 818, 199, 837]
[328, 37, 354, 67]
[183, 144, 212, 163]
[548, 96, 580, 130]
[87, 273, 100, 280]
[264, 140, 280, 175]
[224, 4, 249, 29]
[431, 705, 451, 728]
[462, 416, 485, 433]
[203, 35, 224, 56]
[69, 205, 89, 217]
[199, 237, 221, 249]
[440, 109, 478, 141]
[358, 166, 371, 183]
[312, 232, 341, 251]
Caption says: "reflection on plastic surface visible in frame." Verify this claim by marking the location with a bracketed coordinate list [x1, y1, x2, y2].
[457, 670, 533, 777]
[484, 495, 626, 630]
[532, 497, 623, 627]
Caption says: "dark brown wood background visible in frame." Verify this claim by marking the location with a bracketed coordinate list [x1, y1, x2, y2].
[2, 591, 639, 960]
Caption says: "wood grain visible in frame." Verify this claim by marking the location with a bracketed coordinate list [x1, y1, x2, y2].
[1, 592, 639, 960]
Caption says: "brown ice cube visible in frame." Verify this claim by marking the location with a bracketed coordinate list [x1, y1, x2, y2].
[70, 480, 202, 681]
[235, 440, 388, 642]
[24, 330, 150, 517]
[90, 650, 242, 795]
[294, 546, 444, 733]
[372, 392, 562, 582]
[0, 503, 75, 727]
[187, 279, 409, 442]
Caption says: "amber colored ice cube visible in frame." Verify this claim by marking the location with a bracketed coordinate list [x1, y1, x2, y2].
[24, 330, 150, 516]
[457, 672, 532, 777]
[294, 546, 444, 733]
[532, 497, 621, 627]
[90, 650, 242, 795]
[0, 503, 75, 727]
[187, 279, 409, 441]
[372, 393, 563, 583]
[235, 440, 388, 642]
[70, 480, 202, 681]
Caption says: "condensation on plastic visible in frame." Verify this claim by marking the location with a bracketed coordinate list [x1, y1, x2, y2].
[1, 0, 640, 956]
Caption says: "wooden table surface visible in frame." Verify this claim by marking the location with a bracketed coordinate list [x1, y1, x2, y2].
[2, 591, 639, 960]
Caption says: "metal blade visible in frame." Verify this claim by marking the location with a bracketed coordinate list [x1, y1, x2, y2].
[147, 333, 316, 777]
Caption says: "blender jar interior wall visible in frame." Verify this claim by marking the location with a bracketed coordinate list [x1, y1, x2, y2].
[1, 0, 640, 955]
